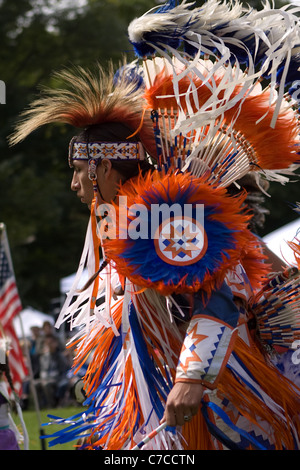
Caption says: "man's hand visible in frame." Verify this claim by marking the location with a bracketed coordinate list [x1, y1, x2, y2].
[162, 381, 204, 426]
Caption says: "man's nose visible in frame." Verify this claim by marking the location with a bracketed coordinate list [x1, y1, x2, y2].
[71, 174, 79, 191]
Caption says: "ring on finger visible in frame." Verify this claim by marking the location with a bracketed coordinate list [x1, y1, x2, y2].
[183, 415, 192, 422]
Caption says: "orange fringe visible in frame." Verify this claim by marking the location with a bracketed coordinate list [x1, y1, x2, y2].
[71, 299, 123, 382]
[181, 407, 218, 450]
[72, 300, 144, 449]
[91, 353, 142, 450]
[181, 335, 300, 449]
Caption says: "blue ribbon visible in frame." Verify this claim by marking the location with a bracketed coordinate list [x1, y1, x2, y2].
[201, 400, 268, 450]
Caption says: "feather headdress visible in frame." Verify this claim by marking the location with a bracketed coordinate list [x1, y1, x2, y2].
[9, 61, 157, 158]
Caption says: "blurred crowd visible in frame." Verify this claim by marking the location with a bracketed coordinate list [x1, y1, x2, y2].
[20, 322, 85, 410]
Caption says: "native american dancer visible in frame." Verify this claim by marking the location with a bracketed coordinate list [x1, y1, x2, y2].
[10, 0, 300, 450]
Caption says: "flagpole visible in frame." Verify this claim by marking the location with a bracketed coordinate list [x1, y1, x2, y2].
[0, 223, 46, 450]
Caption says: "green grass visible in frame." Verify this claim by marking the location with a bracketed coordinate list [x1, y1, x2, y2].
[17, 406, 85, 450]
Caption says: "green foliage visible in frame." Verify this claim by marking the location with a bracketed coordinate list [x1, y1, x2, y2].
[0, 0, 299, 312]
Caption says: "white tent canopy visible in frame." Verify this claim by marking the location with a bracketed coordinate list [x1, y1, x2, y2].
[263, 217, 300, 265]
[13, 306, 55, 338]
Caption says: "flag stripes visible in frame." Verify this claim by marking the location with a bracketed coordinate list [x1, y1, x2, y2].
[0, 225, 28, 396]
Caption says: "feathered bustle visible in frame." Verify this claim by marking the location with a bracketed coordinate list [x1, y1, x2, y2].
[103, 169, 256, 297]
[129, 0, 300, 88]
[129, 0, 300, 133]
[140, 56, 300, 185]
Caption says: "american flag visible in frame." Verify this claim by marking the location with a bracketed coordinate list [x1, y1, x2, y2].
[0, 225, 28, 396]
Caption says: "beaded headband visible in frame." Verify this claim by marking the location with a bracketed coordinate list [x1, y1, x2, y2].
[68, 138, 145, 167]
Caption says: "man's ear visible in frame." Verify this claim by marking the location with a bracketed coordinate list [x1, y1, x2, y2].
[101, 158, 113, 178]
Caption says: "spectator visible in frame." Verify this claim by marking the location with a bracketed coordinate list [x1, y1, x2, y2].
[39, 334, 71, 408]
[29, 326, 43, 377]
[42, 321, 64, 351]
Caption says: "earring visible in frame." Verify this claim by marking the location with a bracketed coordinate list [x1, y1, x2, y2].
[88, 159, 98, 181]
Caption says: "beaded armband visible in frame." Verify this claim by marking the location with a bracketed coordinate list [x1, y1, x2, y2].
[175, 315, 238, 388]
